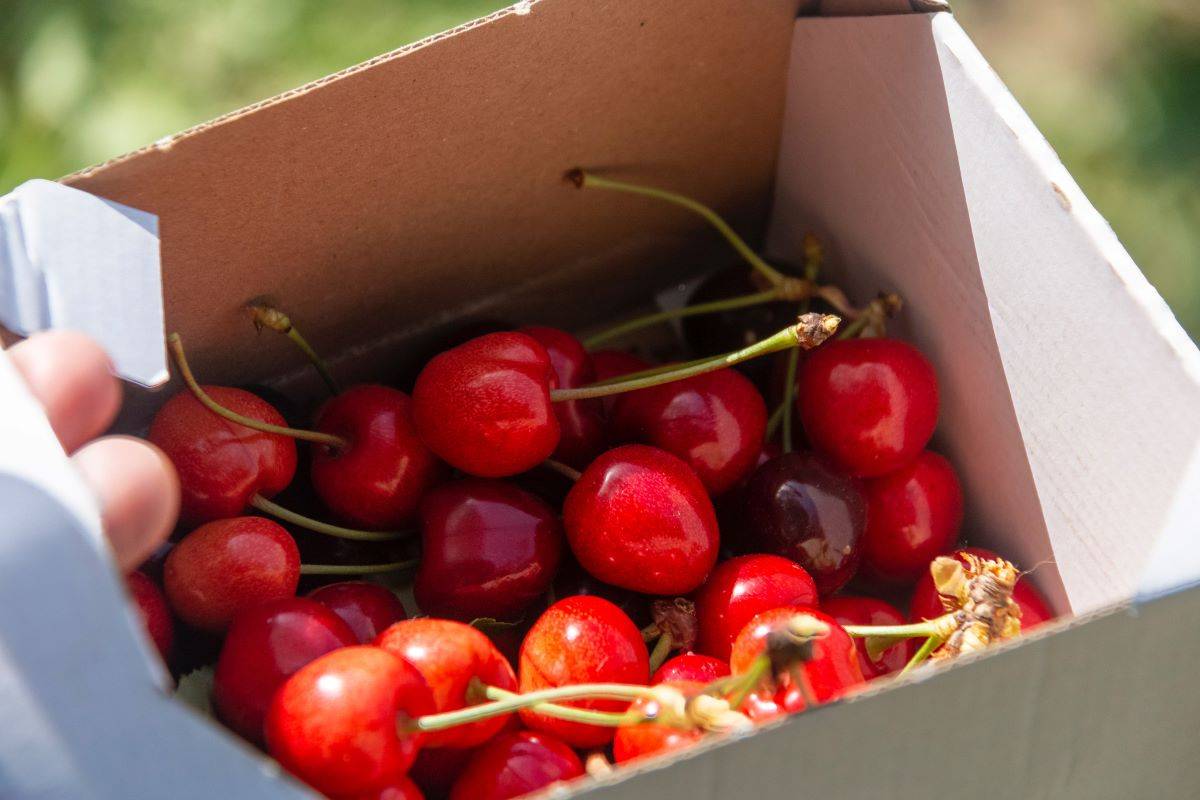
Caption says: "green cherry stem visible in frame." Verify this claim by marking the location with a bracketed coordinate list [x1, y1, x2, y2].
[250, 494, 407, 542]
[583, 288, 783, 349]
[764, 402, 786, 441]
[841, 615, 951, 640]
[898, 635, 942, 678]
[780, 233, 823, 453]
[541, 459, 583, 482]
[410, 683, 653, 733]
[247, 304, 341, 396]
[647, 633, 675, 674]
[299, 559, 418, 576]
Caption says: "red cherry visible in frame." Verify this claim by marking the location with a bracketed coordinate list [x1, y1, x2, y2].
[409, 746, 476, 798]
[693, 554, 818, 661]
[311, 385, 444, 530]
[414, 480, 563, 621]
[520, 326, 606, 469]
[213, 597, 356, 742]
[739, 684, 806, 725]
[729, 607, 865, 707]
[266, 646, 434, 798]
[796, 338, 938, 477]
[412, 332, 559, 477]
[822, 596, 913, 678]
[734, 453, 866, 595]
[589, 349, 651, 416]
[376, 618, 518, 749]
[126, 572, 173, 662]
[613, 680, 705, 764]
[342, 776, 425, 800]
[563, 445, 719, 595]
[552, 557, 649, 629]
[449, 731, 583, 800]
[909, 547, 1053, 630]
[518, 595, 649, 748]
[149, 388, 297, 524]
[309, 582, 407, 644]
[164, 516, 300, 632]
[651, 653, 730, 685]
[609, 368, 768, 496]
[860, 451, 963, 585]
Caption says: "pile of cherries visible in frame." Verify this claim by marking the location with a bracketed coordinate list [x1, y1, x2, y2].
[122, 172, 1053, 800]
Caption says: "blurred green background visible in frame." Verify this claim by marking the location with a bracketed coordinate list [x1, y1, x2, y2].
[2, 1, 1197, 337]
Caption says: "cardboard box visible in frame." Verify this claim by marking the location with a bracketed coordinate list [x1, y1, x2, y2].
[2, 1, 1199, 797]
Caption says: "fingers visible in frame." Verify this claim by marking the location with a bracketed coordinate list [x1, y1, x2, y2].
[6, 330, 122, 453]
[73, 436, 180, 572]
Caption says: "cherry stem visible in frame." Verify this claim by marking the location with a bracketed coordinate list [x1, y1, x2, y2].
[647, 633, 674, 674]
[898, 634, 942, 678]
[167, 333, 349, 450]
[550, 314, 840, 402]
[835, 314, 872, 340]
[780, 233, 822, 453]
[541, 459, 582, 482]
[583, 288, 783, 349]
[567, 169, 789, 287]
[411, 683, 652, 732]
[299, 559, 418, 576]
[842, 615, 950, 640]
[250, 494, 407, 542]
[764, 402, 786, 441]
[247, 304, 340, 396]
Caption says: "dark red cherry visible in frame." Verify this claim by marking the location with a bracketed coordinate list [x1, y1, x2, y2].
[589, 349, 651, 417]
[909, 547, 1053, 631]
[613, 680, 705, 764]
[518, 595, 649, 748]
[309, 582, 407, 643]
[449, 731, 583, 800]
[609, 368, 768, 496]
[734, 453, 866, 595]
[213, 597, 356, 742]
[164, 516, 300, 632]
[126, 572, 173, 662]
[343, 776, 425, 800]
[693, 554, 818, 661]
[414, 480, 563, 621]
[520, 326, 606, 469]
[412, 332, 559, 477]
[376, 618, 518, 749]
[796, 338, 938, 477]
[551, 557, 649, 628]
[311, 384, 445, 530]
[822, 596, 913, 678]
[265, 646, 434, 798]
[860, 450, 963, 585]
[409, 746, 476, 798]
[651, 653, 730, 685]
[564, 445, 719, 595]
[149, 387, 297, 524]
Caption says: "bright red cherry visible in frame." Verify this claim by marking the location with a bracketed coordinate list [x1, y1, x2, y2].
[266, 646, 434, 798]
[822, 596, 913, 678]
[693, 554, 818, 661]
[563, 445, 718, 595]
[149, 388, 297, 524]
[613, 680, 705, 764]
[412, 332, 559, 477]
[164, 516, 300, 632]
[409, 746, 476, 798]
[796, 338, 939, 477]
[521, 326, 606, 469]
[860, 451, 963, 585]
[213, 597, 356, 742]
[309, 582, 407, 643]
[448, 731, 583, 800]
[342, 776, 425, 800]
[311, 384, 444, 530]
[609, 368, 768, 496]
[126, 572, 173, 662]
[518, 595, 649, 748]
[729, 607, 865, 707]
[734, 453, 866, 595]
[909, 547, 1053, 630]
[376, 618, 518, 749]
[590, 349, 651, 417]
[414, 480, 563, 621]
[651, 653, 730, 685]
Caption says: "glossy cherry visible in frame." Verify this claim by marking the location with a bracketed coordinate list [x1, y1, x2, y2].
[613, 680, 705, 764]
[412, 332, 559, 477]
[693, 554, 818, 661]
[521, 326, 606, 469]
[164, 516, 300, 632]
[651, 653, 730, 685]
[609, 368, 767, 496]
[309, 582, 407, 643]
[563, 445, 718, 595]
[376, 618, 518, 749]
[149, 388, 297, 524]
[213, 597, 356, 742]
[126, 572, 173, 662]
[822, 596, 914, 678]
[448, 731, 583, 800]
[796, 338, 939, 477]
[860, 450, 963, 585]
[265, 645, 434, 798]
[734, 453, 866, 595]
[414, 479, 563, 621]
[311, 384, 444, 529]
[909, 547, 1053, 630]
[518, 595, 650, 748]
